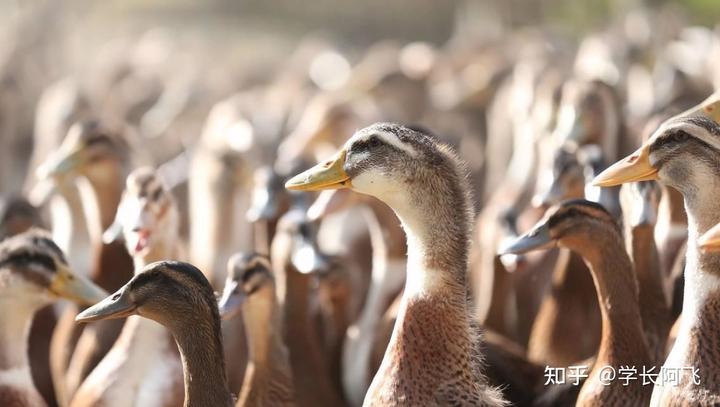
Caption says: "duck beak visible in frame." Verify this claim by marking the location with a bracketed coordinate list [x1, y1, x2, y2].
[75, 286, 136, 323]
[246, 187, 280, 222]
[36, 144, 86, 180]
[699, 223, 720, 253]
[218, 280, 246, 320]
[498, 224, 555, 255]
[592, 145, 657, 187]
[285, 149, 351, 191]
[50, 265, 108, 306]
[102, 221, 124, 244]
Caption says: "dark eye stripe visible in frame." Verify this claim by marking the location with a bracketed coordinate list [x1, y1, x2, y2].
[84, 134, 113, 147]
[651, 131, 714, 154]
[0, 251, 57, 273]
[352, 136, 384, 153]
[150, 187, 164, 201]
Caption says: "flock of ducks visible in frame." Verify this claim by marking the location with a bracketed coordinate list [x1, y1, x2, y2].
[6, 5, 720, 407]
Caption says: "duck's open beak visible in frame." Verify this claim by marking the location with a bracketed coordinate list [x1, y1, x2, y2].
[50, 265, 108, 306]
[285, 149, 351, 191]
[592, 145, 658, 187]
[699, 223, 720, 253]
[498, 224, 555, 255]
[218, 280, 246, 320]
[75, 286, 136, 323]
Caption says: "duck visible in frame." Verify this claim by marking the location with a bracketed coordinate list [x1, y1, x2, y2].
[306, 188, 406, 406]
[75, 261, 235, 407]
[593, 114, 720, 405]
[0, 229, 107, 407]
[246, 166, 292, 255]
[0, 197, 43, 240]
[188, 96, 256, 285]
[501, 199, 653, 406]
[36, 119, 135, 403]
[619, 180, 673, 364]
[0, 196, 59, 407]
[271, 208, 348, 407]
[70, 167, 184, 407]
[218, 252, 296, 407]
[474, 61, 564, 341]
[525, 146, 602, 366]
[286, 122, 506, 406]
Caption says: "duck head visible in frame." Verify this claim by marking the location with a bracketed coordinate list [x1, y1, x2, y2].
[500, 199, 619, 256]
[0, 229, 107, 306]
[218, 253, 275, 320]
[76, 261, 218, 332]
[103, 167, 179, 258]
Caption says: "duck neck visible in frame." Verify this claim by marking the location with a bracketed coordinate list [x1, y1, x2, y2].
[669, 192, 720, 371]
[628, 225, 663, 295]
[379, 182, 478, 379]
[388, 190, 471, 299]
[239, 294, 289, 400]
[0, 299, 38, 373]
[171, 312, 232, 407]
[573, 229, 650, 365]
[76, 159, 126, 242]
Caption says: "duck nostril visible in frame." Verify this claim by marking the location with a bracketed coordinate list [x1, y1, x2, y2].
[112, 292, 121, 301]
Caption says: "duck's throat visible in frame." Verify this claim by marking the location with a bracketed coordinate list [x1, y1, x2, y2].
[373, 189, 479, 389]
[667, 200, 720, 380]
[391, 189, 471, 298]
[0, 300, 38, 375]
[581, 236, 649, 365]
[173, 318, 232, 407]
[76, 160, 125, 241]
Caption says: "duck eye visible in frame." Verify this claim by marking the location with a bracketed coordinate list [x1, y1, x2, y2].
[368, 136, 381, 148]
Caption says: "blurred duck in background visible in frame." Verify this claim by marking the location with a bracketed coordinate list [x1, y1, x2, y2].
[71, 167, 184, 407]
[502, 200, 653, 406]
[219, 252, 296, 407]
[35, 120, 136, 405]
[0, 229, 106, 407]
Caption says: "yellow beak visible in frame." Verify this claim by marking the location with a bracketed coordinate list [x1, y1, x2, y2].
[49, 265, 108, 306]
[285, 149, 352, 191]
[592, 145, 658, 187]
[699, 223, 720, 254]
